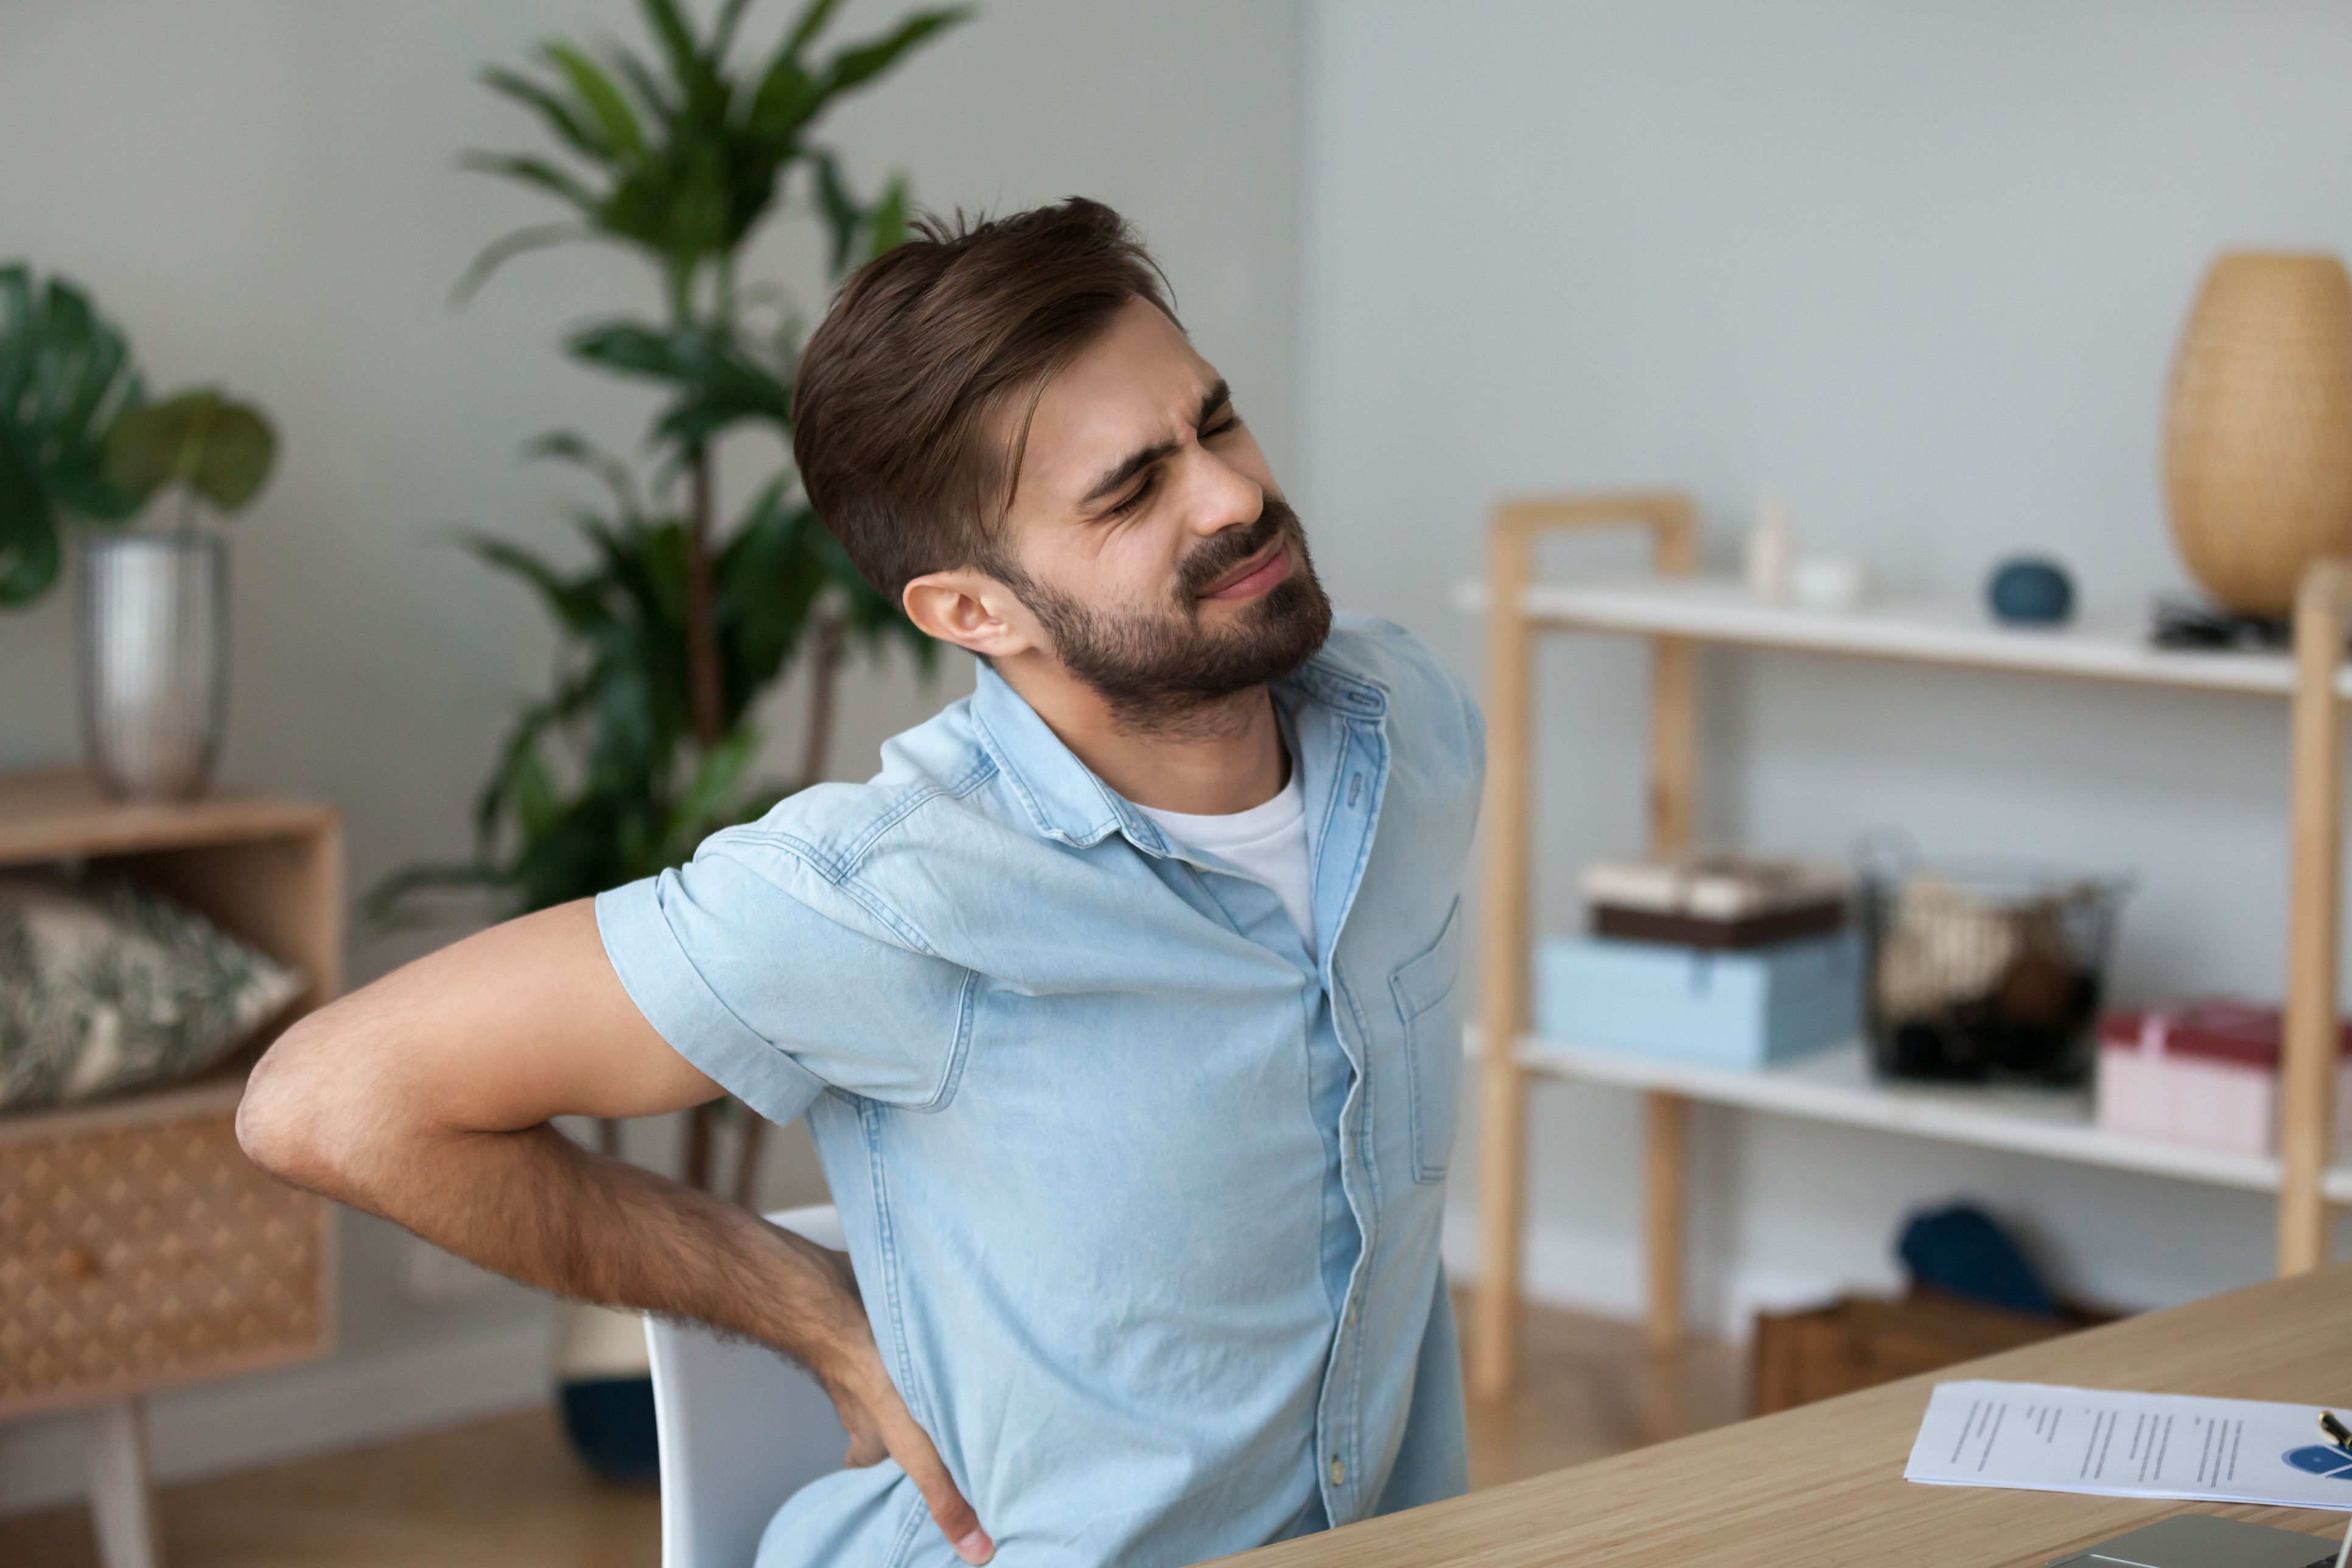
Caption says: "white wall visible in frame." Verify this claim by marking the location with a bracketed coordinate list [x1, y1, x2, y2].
[0, 0, 1304, 1505]
[1301, 0, 2352, 1328]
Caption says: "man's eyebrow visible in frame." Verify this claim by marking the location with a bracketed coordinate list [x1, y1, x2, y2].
[1078, 379, 1234, 508]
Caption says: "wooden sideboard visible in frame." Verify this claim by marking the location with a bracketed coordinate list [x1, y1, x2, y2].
[0, 769, 342, 1568]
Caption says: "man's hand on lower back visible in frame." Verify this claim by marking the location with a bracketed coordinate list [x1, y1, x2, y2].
[231, 901, 994, 1566]
[803, 1245, 995, 1564]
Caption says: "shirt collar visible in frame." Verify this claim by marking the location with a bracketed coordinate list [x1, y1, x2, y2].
[967, 641, 1391, 852]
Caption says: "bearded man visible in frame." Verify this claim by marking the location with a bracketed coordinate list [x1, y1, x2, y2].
[239, 198, 1484, 1568]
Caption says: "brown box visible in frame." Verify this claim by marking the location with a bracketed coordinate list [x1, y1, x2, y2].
[1749, 1290, 2114, 1417]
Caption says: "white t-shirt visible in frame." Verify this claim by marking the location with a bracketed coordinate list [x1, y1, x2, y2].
[1135, 768, 1317, 959]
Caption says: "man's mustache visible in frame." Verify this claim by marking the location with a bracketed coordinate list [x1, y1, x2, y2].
[1177, 496, 1300, 600]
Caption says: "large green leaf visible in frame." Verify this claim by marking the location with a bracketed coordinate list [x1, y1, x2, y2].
[0, 459, 61, 606]
[105, 387, 276, 514]
[0, 264, 150, 607]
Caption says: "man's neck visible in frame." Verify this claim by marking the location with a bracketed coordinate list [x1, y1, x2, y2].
[992, 654, 1287, 815]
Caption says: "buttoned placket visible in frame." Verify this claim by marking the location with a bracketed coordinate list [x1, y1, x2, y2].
[1292, 678, 1390, 1528]
[1103, 671, 1395, 1528]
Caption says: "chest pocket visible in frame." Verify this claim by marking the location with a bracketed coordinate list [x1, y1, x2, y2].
[1390, 896, 1463, 1183]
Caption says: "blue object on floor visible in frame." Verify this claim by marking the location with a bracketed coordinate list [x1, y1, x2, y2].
[1987, 557, 2076, 625]
[1897, 1203, 2060, 1318]
[560, 1373, 661, 1485]
[1535, 931, 1861, 1069]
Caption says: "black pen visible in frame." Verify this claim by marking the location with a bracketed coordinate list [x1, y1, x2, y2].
[2321, 1410, 2352, 1454]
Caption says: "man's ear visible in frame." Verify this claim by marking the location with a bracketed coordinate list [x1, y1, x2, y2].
[902, 568, 1043, 660]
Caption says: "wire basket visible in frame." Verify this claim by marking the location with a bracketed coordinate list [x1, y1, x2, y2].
[1857, 850, 2130, 1086]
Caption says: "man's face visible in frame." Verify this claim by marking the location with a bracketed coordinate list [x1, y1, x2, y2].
[987, 297, 1331, 724]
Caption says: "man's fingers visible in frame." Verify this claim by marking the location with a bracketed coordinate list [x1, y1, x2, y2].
[823, 1381, 890, 1468]
[877, 1402, 992, 1566]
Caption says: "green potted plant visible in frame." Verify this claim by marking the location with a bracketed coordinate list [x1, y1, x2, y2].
[0, 267, 278, 799]
[371, 0, 969, 1483]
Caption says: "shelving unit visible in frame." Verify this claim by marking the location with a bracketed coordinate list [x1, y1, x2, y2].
[0, 768, 343, 1568]
[1466, 492, 2352, 1401]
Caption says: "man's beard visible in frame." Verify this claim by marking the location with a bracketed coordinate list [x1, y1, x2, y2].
[1003, 495, 1334, 731]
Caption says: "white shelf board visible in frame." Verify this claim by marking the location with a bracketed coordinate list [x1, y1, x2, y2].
[1452, 574, 2352, 698]
[1509, 1034, 2352, 1205]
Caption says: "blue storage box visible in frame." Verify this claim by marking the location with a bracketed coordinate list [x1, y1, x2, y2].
[1536, 931, 1861, 1069]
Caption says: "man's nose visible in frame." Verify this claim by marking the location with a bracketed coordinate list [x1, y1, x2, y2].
[1182, 447, 1265, 537]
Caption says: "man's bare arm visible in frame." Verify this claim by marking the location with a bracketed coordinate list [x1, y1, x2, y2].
[236, 900, 994, 1564]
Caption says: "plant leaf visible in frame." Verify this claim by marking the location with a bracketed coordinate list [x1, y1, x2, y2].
[0, 264, 149, 604]
[783, 0, 847, 60]
[0, 449, 61, 606]
[105, 388, 277, 513]
[606, 43, 678, 130]
[450, 222, 591, 306]
[818, 9, 970, 99]
[809, 148, 862, 275]
[635, 0, 721, 117]
[866, 173, 912, 261]
[523, 429, 642, 514]
[479, 66, 609, 163]
[463, 531, 609, 634]
[662, 724, 760, 858]
[710, 0, 759, 65]
[744, 52, 819, 143]
[457, 151, 603, 215]
[541, 41, 646, 163]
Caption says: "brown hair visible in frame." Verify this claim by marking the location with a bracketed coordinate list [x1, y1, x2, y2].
[791, 197, 1177, 602]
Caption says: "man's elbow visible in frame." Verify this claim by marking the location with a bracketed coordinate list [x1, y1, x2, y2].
[236, 1018, 351, 1194]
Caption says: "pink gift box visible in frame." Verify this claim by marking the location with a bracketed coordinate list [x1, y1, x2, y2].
[2095, 1001, 2352, 1158]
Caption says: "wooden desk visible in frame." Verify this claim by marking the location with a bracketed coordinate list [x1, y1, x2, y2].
[1215, 1263, 2352, 1566]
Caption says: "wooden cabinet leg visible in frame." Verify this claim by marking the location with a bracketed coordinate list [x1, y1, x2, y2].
[85, 1396, 163, 1568]
[1643, 1091, 1690, 1353]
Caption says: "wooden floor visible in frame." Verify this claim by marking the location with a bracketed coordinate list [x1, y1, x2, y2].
[0, 1301, 1743, 1567]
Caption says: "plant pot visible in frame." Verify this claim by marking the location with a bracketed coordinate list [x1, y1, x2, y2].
[552, 1300, 659, 1486]
[79, 532, 228, 801]
[2163, 252, 2352, 617]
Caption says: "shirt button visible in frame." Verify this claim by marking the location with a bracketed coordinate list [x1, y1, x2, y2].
[1329, 1458, 1346, 1486]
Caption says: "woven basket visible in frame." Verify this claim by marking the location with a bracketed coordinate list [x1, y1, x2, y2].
[2164, 252, 2352, 617]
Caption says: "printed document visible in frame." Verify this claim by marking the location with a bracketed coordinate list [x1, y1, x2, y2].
[1905, 1381, 2352, 1511]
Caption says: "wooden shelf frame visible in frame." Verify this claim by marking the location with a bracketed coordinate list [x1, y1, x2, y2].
[1466, 493, 2351, 1400]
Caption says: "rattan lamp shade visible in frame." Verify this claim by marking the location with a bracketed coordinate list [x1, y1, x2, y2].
[2163, 252, 2352, 617]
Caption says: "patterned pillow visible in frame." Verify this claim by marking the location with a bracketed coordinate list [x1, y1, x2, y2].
[0, 873, 303, 1113]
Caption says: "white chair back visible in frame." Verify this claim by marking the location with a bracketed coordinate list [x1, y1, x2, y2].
[645, 1203, 851, 1568]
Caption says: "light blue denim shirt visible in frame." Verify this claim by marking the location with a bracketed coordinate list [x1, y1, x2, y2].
[595, 617, 1484, 1567]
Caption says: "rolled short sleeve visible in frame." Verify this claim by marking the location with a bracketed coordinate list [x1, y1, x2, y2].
[595, 831, 973, 1125]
